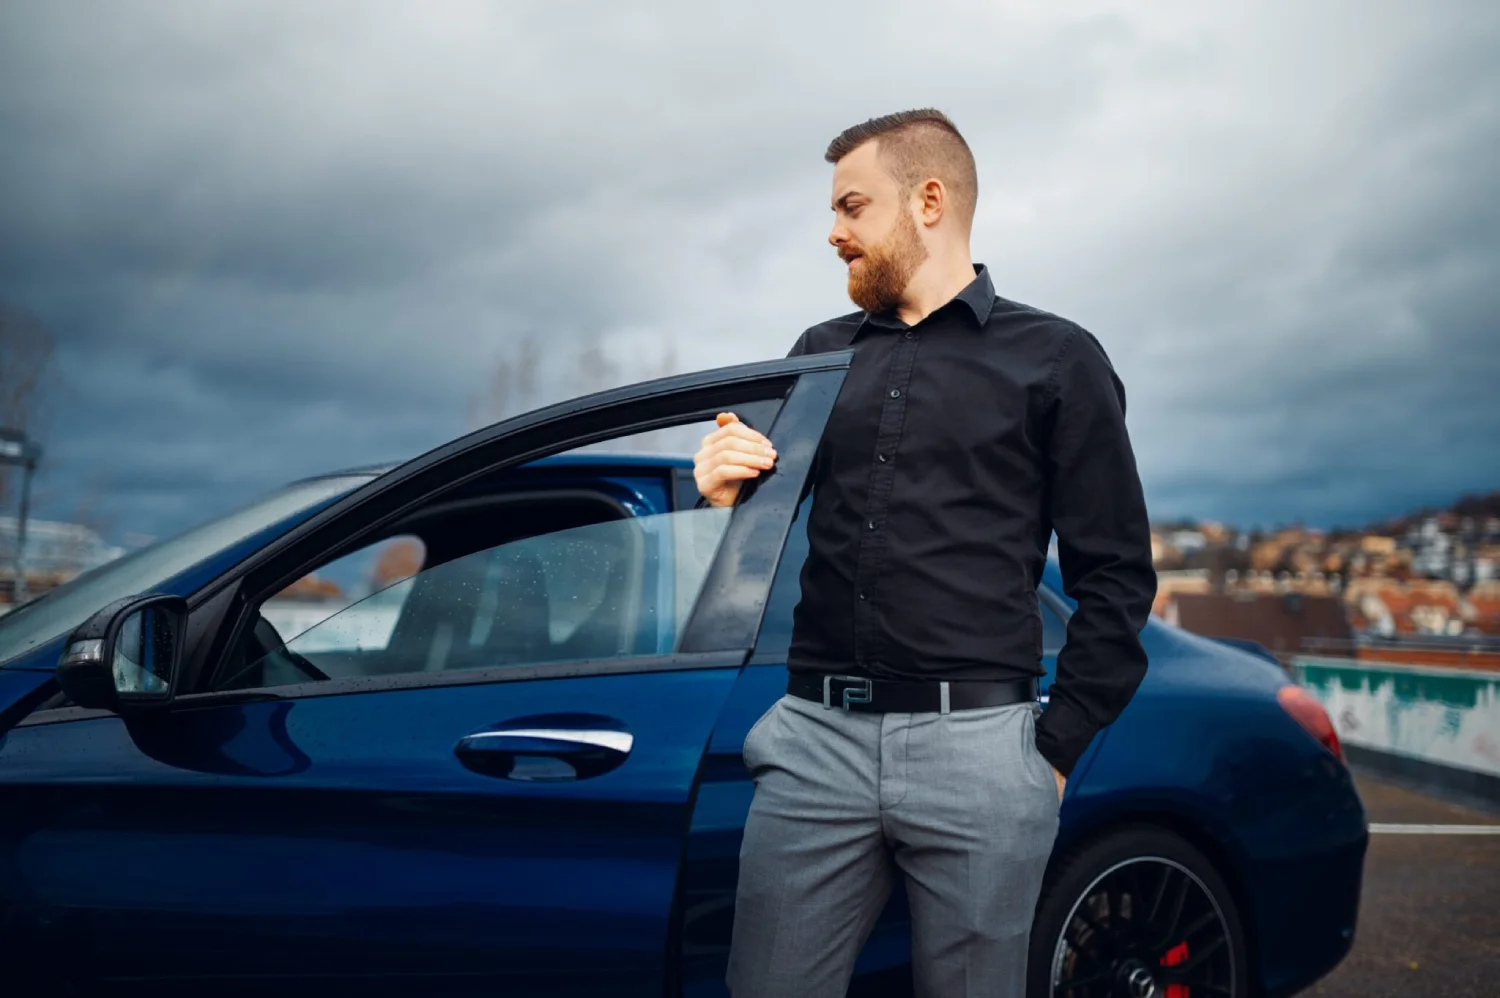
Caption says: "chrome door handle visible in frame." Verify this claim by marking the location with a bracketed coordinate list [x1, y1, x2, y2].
[454, 727, 634, 781]
[459, 729, 633, 753]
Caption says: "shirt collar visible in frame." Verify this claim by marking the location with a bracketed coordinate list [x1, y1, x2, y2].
[853, 263, 996, 340]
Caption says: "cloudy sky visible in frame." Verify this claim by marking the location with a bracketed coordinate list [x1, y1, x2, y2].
[1, 0, 1497, 545]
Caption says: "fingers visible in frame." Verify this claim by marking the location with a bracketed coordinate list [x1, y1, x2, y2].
[693, 444, 773, 495]
[700, 418, 775, 455]
[692, 447, 775, 484]
[714, 448, 776, 471]
[693, 437, 776, 472]
[694, 413, 778, 504]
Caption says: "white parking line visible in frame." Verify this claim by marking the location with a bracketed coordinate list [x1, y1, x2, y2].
[1368, 823, 1500, 835]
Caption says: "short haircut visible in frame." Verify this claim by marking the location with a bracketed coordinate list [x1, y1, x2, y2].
[825, 109, 978, 227]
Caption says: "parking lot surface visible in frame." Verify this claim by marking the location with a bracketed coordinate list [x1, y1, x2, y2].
[1303, 770, 1500, 998]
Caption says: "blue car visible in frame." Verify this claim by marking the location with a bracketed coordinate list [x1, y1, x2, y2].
[0, 352, 1366, 997]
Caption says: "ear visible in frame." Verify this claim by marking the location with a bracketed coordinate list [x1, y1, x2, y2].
[914, 178, 946, 228]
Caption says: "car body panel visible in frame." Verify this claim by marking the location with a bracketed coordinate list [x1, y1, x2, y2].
[1061, 625, 1367, 995]
[3, 666, 742, 995]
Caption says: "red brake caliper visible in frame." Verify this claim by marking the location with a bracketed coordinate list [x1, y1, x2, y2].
[1160, 942, 1190, 998]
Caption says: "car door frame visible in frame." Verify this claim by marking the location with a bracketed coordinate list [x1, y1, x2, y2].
[17, 352, 852, 730]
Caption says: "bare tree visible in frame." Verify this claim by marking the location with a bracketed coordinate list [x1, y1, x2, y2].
[468, 330, 696, 456]
[575, 332, 621, 398]
[58, 474, 117, 576]
[467, 336, 543, 429]
[629, 333, 685, 454]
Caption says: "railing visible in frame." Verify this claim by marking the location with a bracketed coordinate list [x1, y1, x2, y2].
[1302, 634, 1500, 654]
[1298, 636, 1500, 674]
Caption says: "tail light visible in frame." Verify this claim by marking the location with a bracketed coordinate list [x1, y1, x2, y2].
[1277, 685, 1343, 761]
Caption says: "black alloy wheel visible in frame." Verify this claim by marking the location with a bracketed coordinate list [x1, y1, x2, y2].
[1028, 826, 1250, 998]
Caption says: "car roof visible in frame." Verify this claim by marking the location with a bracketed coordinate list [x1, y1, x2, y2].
[295, 450, 696, 488]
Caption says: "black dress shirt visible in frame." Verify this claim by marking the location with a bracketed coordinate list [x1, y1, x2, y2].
[784, 264, 1157, 777]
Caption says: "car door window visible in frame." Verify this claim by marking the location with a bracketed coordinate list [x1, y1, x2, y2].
[208, 364, 844, 691]
[750, 490, 810, 660]
[223, 503, 730, 688]
[261, 535, 426, 652]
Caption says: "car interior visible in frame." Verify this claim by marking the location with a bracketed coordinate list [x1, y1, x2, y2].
[220, 479, 652, 691]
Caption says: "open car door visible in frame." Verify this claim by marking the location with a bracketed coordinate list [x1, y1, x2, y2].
[0, 352, 851, 997]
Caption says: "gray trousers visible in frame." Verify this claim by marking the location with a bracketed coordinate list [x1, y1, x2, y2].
[726, 690, 1061, 998]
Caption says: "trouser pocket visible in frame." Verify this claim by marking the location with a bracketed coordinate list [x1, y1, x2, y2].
[1022, 705, 1063, 808]
[741, 697, 782, 773]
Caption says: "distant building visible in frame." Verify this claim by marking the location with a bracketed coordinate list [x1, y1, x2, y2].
[1165, 591, 1355, 658]
[1167, 530, 1206, 554]
[1409, 517, 1454, 578]
[370, 538, 424, 589]
[1477, 545, 1500, 583]
[1462, 582, 1500, 636]
[1151, 569, 1211, 618]
[0, 516, 125, 603]
[276, 574, 346, 602]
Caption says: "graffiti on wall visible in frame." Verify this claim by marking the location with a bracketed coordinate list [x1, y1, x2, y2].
[1292, 656, 1500, 777]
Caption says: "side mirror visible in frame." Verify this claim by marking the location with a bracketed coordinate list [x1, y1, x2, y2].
[58, 594, 187, 711]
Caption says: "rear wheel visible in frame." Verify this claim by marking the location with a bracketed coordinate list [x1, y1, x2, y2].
[1028, 826, 1250, 998]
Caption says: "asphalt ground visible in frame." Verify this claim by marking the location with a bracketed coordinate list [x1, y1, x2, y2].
[1301, 767, 1500, 997]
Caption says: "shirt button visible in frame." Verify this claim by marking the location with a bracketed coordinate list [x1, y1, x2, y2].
[877, 453, 887, 463]
[889, 389, 901, 399]
[904, 331, 915, 340]
[867, 521, 876, 531]
[858, 592, 868, 601]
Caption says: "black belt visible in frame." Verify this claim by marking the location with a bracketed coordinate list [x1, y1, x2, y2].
[787, 671, 1038, 713]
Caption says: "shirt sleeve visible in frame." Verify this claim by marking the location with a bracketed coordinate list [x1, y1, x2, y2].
[1033, 325, 1158, 778]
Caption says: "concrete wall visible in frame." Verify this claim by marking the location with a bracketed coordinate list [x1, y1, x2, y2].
[1292, 656, 1500, 780]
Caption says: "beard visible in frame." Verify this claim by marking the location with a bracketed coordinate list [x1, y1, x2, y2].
[844, 209, 929, 315]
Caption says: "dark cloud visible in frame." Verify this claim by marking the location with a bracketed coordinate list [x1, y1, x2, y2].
[0, 0, 1496, 545]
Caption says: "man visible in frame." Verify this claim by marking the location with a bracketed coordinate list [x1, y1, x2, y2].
[696, 109, 1157, 998]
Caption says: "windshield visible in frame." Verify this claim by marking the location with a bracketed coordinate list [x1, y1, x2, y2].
[0, 474, 372, 666]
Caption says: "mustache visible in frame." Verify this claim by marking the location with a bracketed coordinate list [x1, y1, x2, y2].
[838, 245, 865, 263]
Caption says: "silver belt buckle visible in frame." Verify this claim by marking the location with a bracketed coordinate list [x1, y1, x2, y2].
[823, 674, 873, 710]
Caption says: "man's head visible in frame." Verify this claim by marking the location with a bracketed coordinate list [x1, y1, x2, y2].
[825, 109, 978, 314]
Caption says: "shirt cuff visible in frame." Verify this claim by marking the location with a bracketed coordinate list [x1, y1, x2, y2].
[1034, 697, 1097, 779]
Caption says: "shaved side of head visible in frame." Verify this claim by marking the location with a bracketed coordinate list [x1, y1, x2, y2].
[825, 109, 978, 230]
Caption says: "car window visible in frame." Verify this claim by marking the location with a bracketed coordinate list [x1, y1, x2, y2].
[261, 535, 426, 653]
[751, 490, 810, 659]
[223, 505, 730, 688]
[1040, 599, 1068, 654]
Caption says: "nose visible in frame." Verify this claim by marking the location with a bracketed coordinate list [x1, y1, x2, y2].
[829, 221, 850, 248]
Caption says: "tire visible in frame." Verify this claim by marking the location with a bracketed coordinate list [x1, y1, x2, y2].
[1027, 825, 1251, 998]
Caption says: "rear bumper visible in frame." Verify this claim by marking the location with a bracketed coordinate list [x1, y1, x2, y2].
[1247, 776, 1369, 998]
